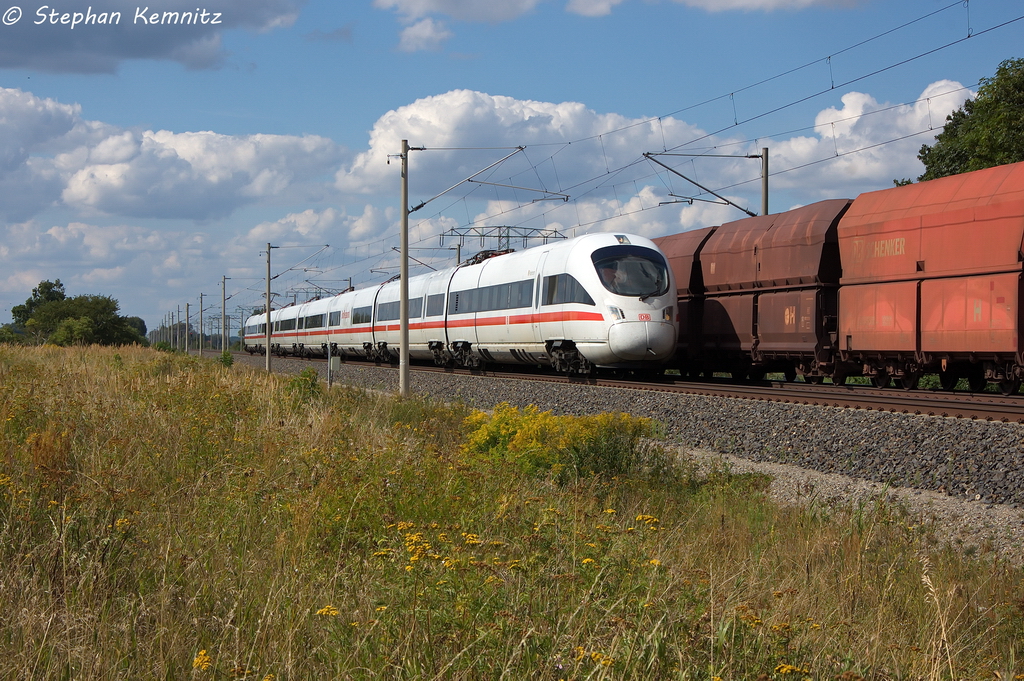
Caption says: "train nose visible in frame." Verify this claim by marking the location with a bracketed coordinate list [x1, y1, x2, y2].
[608, 321, 676, 362]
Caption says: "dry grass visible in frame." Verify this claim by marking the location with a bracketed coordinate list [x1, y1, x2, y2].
[1, 345, 1023, 679]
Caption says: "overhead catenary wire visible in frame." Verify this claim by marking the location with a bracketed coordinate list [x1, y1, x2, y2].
[260, 4, 1021, 304]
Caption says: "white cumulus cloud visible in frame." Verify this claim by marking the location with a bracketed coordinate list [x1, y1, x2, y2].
[764, 79, 973, 199]
[565, 0, 627, 16]
[373, 0, 542, 23]
[399, 18, 454, 51]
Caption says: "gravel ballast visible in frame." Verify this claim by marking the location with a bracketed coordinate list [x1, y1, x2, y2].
[236, 355, 1024, 564]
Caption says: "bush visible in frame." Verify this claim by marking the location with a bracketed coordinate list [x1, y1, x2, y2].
[218, 349, 234, 367]
[461, 403, 668, 482]
[285, 367, 322, 407]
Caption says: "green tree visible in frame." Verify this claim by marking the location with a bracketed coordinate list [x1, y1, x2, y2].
[12, 281, 146, 347]
[11, 279, 65, 326]
[0, 325, 22, 344]
[125, 316, 147, 338]
[918, 57, 1024, 181]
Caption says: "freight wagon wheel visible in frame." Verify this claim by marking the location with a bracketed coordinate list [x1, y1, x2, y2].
[998, 379, 1021, 396]
[967, 367, 986, 393]
[899, 373, 920, 391]
[939, 370, 958, 391]
[803, 376, 824, 384]
[871, 373, 891, 389]
[831, 374, 848, 386]
[783, 367, 797, 382]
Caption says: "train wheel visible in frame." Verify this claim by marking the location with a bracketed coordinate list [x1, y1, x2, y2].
[871, 372, 891, 389]
[831, 374, 848, 386]
[998, 379, 1021, 395]
[899, 373, 920, 391]
[803, 375, 824, 384]
[939, 370, 958, 391]
[783, 367, 797, 382]
[967, 366, 986, 393]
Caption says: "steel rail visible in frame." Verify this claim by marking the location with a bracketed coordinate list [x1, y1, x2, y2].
[232, 352, 1024, 423]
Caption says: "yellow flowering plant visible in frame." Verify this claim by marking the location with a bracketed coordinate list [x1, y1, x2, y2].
[461, 403, 667, 482]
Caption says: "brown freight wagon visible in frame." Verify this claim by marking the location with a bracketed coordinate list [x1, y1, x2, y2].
[837, 161, 1024, 393]
[652, 227, 715, 376]
[655, 199, 849, 379]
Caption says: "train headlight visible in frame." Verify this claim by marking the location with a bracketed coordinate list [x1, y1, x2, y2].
[607, 305, 625, 320]
[662, 306, 673, 321]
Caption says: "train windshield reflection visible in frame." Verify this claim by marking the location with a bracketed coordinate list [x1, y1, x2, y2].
[591, 245, 670, 299]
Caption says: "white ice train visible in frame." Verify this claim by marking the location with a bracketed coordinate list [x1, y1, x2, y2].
[243, 233, 678, 373]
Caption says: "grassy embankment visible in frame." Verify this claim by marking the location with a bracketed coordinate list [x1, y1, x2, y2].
[1, 345, 1022, 679]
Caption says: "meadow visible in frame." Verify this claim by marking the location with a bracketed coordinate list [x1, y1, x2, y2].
[1, 345, 1022, 679]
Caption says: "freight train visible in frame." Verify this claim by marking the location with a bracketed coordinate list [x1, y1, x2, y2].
[243, 232, 677, 374]
[654, 160, 1024, 394]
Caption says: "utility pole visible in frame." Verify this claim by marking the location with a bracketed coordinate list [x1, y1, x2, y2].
[265, 243, 273, 373]
[185, 302, 190, 354]
[221, 276, 229, 353]
[198, 293, 205, 357]
[761, 147, 769, 216]
[400, 140, 410, 398]
[175, 306, 180, 350]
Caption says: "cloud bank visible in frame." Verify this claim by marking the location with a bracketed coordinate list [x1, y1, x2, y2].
[0, 78, 969, 319]
[0, 0, 303, 72]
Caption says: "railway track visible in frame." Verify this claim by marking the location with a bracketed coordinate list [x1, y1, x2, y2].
[237, 351, 1024, 423]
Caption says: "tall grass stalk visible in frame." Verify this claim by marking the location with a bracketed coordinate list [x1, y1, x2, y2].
[0, 345, 1022, 679]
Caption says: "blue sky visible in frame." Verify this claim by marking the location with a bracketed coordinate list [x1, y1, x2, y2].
[0, 0, 1021, 333]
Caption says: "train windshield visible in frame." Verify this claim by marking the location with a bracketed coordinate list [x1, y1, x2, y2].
[591, 245, 670, 300]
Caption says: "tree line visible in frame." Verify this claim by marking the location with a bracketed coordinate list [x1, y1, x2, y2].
[1, 280, 147, 346]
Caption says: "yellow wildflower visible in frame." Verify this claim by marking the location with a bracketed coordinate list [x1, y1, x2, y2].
[192, 649, 212, 671]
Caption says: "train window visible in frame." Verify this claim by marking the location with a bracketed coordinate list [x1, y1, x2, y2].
[328, 311, 341, 327]
[591, 245, 670, 299]
[352, 306, 372, 325]
[376, 301, 398, 322]
[297, 317, 305, 330]
[280, 318, 296, 331]
[448, 279, 534, 314]
[426, 294, 445, 317]
[305, 314, 325, 329]
[542, 274, 595, 306]
[375, 298, 424, 321]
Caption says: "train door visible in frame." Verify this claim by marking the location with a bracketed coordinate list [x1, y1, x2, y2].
[532, 251, 554, 343]
[536, 249, 569, 346]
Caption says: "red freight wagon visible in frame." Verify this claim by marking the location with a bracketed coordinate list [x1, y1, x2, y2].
[838, 161, 1024, 392]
